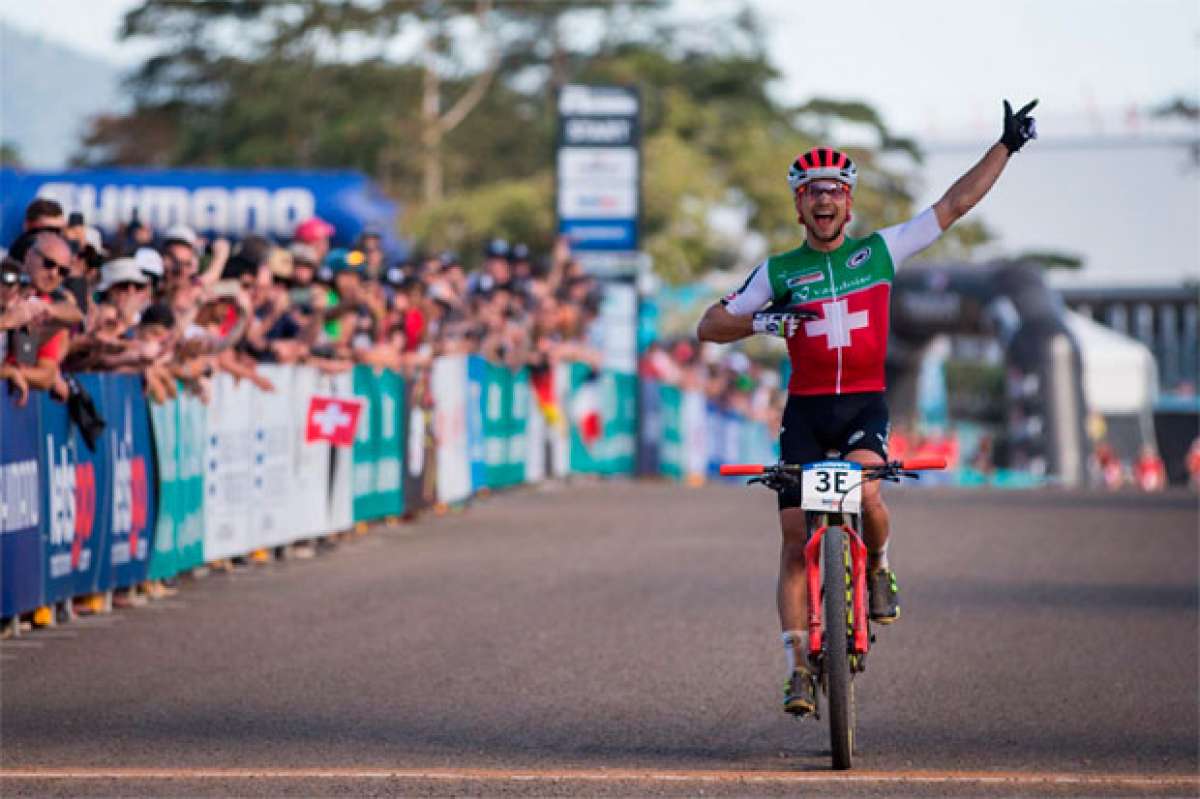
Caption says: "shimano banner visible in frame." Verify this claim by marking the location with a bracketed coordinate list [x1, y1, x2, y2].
[0, 167, 399, 250]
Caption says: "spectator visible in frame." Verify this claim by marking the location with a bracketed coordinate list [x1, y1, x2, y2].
[294, 217, 335, 265]
[9, 232, 82, 397]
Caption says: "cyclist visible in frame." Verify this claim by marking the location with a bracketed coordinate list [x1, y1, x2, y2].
[696, 99, 1038, 715]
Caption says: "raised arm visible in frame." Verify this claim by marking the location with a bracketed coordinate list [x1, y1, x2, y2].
[933, 99, 1038, 231]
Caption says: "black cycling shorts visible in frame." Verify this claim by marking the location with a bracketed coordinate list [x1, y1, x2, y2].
[777, 392, 890, 511]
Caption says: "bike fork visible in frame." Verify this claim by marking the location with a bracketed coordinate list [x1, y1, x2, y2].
[804, 521, 872, 662]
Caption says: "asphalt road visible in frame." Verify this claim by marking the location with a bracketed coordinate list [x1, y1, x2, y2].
[2, 481, 1197, 797]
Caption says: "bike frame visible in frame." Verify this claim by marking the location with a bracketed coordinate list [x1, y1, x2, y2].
[804, 512, 870, 661]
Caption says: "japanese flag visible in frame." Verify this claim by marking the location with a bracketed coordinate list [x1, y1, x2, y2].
[306, 395, 364, 447]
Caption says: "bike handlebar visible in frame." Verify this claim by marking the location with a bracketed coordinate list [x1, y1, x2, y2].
[718, 464, 765, 476]
[897, 457, 947, 471]
[719, 458, 947, 477]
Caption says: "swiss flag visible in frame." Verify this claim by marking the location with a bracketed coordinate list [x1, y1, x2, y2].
[306, 395, 364, 447]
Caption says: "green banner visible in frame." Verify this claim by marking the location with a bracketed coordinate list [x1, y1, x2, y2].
[483, 362, 510, 488]
[352, 366, 406, 522]
[567, 365, 636, 476]
[659, 384, 683, 480]
[147, 388, 206, 579]
[507, 368, 530, 487]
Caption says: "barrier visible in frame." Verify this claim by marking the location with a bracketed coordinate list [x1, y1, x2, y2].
[1, 361, 779, 619]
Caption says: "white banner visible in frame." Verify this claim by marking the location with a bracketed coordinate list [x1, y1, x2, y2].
[204, 373, 255, 560]
[289, 366, 332, 539]
[524, 384, 547, 484]
[324, 371, 354, 533]
[682, 390, 709, 480]
[250, 365, 298, 549]
[433, 355, 471, 504]
[551, 363, 572, 477]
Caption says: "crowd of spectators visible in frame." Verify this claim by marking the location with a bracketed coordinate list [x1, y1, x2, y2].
[1, 198, 608, 411]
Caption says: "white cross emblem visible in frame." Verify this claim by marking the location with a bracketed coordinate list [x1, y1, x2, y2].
[804, 299, 869, 349]
[313, 402, 351, 436]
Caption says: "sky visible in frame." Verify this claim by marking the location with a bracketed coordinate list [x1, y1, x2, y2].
[3, 0, 1195, 140]
[1, 0, 1197, 284]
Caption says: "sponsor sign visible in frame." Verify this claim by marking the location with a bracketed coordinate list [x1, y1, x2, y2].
[1, 391, 43, 616]
[0, 167, 400, 253]
[556, 84, 640, 254]
[99, 379, 156, 590]
[433, 356, 471, 504]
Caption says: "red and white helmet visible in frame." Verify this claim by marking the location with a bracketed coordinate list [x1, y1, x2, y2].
[787, 147, 858, 192]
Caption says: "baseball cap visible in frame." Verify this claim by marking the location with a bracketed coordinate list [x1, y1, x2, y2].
[484, 238, 510, 260]
[295, 216, 335, 243]
[438, 250, 461, 269]
[162, 225, 198, 250]
[289, 241, 319, 266]
[324, 248, 366, 275]
[98, 258, 150, 292]
[510, 242, 530, 262]
[134, 247, 164, 279]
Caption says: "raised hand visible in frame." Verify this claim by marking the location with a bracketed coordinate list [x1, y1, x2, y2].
[1001, 99, 1038, 154]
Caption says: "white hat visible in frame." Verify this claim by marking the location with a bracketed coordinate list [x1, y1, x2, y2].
[134, 247, 164, 279]
[98, 258, 150, 292]
[84, 226, 105, 254]
[162, 225, 198, 250]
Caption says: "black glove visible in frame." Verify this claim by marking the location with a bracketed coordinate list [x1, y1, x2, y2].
[64, 375, 106, 452]
[1000, 99, 1038, 154]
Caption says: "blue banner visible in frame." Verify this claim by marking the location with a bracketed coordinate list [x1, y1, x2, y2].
[0, 167, 402, 254]
[466, 356, 489, 493]
[39, 376, 111, 603]
[1, 392, 44, 617]
[98, 378, 157, 590]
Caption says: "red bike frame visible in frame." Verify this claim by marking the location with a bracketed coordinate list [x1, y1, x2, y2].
[804, 523, 870, 659]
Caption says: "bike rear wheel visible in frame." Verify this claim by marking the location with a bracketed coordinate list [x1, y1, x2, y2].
[822, 523, 854, 770]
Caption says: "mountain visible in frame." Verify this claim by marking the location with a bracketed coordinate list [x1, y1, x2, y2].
[0, 23, 125, 168]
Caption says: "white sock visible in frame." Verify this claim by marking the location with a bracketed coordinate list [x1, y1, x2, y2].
[781, 629, 809, 674]
[870, 540, 890, 572]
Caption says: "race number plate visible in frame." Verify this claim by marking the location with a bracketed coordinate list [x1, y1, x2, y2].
[801, 460, 863, 514]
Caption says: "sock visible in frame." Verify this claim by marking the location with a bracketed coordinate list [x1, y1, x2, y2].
[781, 629, 809, 674]
[869, 540, 890, 572]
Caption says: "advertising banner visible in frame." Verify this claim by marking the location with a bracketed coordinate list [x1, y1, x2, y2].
[403, 368, 437, 514]
[203, 373, 255, 561]
[657, 384, 683, 480]
[99, 377, 157, 590]
[352, 365, 381, 522]
[1, 166, 400, 254]
[522, 370, 547, 484]
[556, 84, 641, 256]
[434, 356, 471, 505]
[682, 390, 709, 480]
[289, 367, 332, 539]
[325, 371, 355, 532]
[251, 365, 299, 549]
[507, 368, 530, 487]
[39, 375, 110, 603]
[466, 356, 489, 492]
[373, 368, 405, 519]
[483, 362, 512, 488]
[147, 397, 178, 580]
[174, 390, 206, 571]
[1, 392, 43, 617]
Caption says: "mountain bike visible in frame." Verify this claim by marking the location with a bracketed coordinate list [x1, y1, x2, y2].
[719, 456, 946, 770]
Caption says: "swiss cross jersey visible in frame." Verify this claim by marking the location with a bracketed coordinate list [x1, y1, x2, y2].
[723, 207, 943, 396]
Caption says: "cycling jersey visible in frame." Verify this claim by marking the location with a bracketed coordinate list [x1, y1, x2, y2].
[723, 207, 942, 396]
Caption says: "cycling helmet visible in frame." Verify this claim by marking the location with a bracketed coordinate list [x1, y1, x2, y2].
[787, 147, 858, 192]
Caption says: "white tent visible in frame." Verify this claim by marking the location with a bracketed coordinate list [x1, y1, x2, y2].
[1063, 310, 1159, 415]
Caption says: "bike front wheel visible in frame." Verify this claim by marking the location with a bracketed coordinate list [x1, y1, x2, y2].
[822, 523, 854, 770]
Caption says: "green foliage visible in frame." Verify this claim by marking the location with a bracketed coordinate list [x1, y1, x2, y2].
[84, 0, 926, 284]
[0, 140, 23, 168]
[405, 175, 556, 267]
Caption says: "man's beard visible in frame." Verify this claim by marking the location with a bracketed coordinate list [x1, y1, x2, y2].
[805, 212, 847, 243]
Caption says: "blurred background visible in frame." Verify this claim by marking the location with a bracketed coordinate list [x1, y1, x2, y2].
[2, 0, 1197, 489]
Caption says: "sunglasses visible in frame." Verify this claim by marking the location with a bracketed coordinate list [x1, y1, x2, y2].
[33, 247, 70, 277]
[111, 281, 146, 293]
[802, 181, 850, 200]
